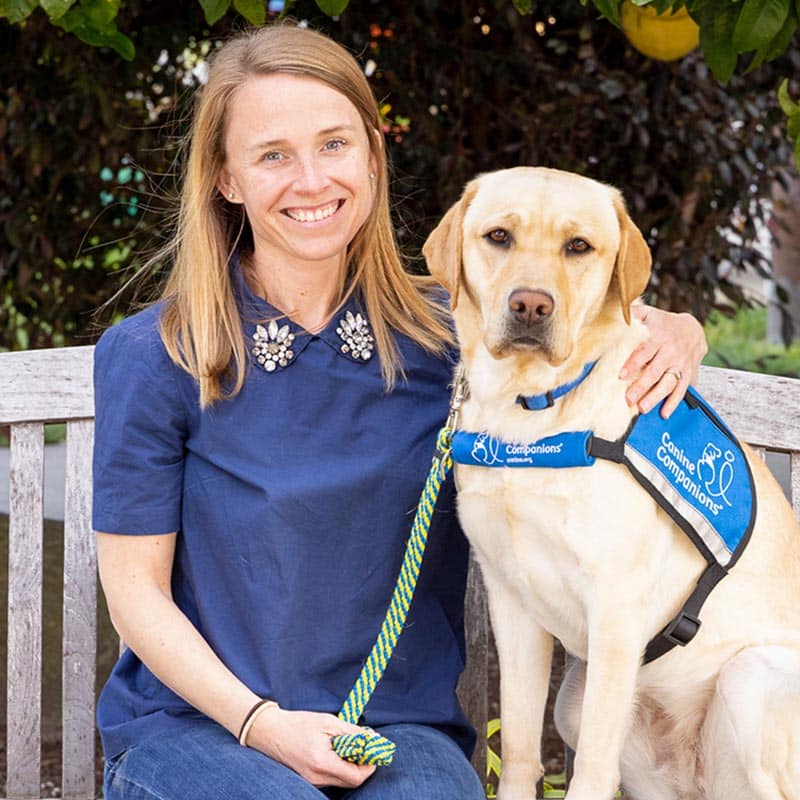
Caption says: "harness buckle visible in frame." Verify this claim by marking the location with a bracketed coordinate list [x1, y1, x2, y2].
[661, 611, 702, 648]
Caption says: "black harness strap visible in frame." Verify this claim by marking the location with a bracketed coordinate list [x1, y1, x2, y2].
[642, 561, 728, 663]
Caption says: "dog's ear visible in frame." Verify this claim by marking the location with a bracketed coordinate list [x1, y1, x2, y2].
[613, 192, 652, 324]
[422, 182, 477, 310]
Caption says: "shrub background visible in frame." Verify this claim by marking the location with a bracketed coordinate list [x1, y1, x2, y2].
[1, 1, 798, 350]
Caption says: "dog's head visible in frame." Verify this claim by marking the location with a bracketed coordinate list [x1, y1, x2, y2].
[422, 166, 651, 366]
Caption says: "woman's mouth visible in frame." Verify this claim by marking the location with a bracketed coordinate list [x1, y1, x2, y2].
[283, 200, 342, 223]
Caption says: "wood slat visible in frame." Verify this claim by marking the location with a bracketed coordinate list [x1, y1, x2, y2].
[0, 346, 94, 425]
[456, 554, 489, 777]
[61, 420, 96, 800]
[791, 452, 800, 522]
[7, 423, 45, 800]
[697, 365, 800, 452]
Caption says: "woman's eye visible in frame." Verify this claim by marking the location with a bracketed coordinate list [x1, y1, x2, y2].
[324, 139, 346, 151]
[262, 151, 283, 163]
[565, 238, 592, 255]
[485, 229, 511, 246]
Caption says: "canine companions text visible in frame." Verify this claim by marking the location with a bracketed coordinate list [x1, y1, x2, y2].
[423, 166, 800, 800]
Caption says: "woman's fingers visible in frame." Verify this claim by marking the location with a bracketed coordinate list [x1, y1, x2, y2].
[247, 708, 377, 788]
[621, 306, 707, 418]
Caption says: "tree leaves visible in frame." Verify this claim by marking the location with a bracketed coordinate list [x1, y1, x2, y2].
[732, 0, 791, 52]
[778, 79, 800, 164]
[0, 0, 39, 23]
[234, 0, 265, 25]
[693, 1, 741, 81]
[580, 0, 622, 26]
[199, 0, 230, 25]
[39, 0, 74, 18]
[52, 0, 134, 60]
[314, 0, 350, 15]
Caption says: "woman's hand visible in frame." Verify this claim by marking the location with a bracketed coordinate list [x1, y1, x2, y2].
[620, 305, 708, 419]
[247, 707, 377, 789]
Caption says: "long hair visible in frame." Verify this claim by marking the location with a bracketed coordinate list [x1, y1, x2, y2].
[156, 23, 453, 406]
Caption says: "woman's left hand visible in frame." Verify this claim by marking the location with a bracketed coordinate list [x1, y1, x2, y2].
[619, 305, 708, 419]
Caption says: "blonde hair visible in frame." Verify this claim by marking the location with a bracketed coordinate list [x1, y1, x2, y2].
[156, 23, 453, 406]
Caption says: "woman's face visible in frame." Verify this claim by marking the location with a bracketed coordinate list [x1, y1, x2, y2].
[219, 73, 378, 274]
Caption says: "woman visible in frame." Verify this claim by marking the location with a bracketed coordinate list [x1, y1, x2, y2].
[93, 23, 707, 800]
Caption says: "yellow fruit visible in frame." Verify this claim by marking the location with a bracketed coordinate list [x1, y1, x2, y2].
[620, 1, 700, 62]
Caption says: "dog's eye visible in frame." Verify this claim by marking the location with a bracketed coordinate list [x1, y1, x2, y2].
[565, 238, 592, 255]
[485, 229, 511, 247]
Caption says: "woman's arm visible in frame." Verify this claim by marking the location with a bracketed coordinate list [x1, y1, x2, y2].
[97, 531, 375, 788]
[619, 306, 708, 418]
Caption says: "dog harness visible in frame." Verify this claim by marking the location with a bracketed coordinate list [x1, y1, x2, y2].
[452, 371, 757, 664]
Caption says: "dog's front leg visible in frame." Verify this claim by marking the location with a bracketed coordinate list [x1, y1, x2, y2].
[486, 573, 554, 800]
[565, 613, 642, 800]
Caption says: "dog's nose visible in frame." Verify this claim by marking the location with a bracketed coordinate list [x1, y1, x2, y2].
[508, 289, 554, 326]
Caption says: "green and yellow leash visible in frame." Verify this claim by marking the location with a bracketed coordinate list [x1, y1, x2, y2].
[331, 367, 467, 766]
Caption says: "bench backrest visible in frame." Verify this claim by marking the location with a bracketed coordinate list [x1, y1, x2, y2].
[2, 347, 800, 798]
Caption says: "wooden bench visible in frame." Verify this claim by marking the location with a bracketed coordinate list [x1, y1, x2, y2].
[2, 345, 800, 799]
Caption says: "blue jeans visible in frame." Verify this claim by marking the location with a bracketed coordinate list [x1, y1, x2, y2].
[103, 719, 485, 800]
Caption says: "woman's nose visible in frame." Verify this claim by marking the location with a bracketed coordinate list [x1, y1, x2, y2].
[294, 157, 329, 193]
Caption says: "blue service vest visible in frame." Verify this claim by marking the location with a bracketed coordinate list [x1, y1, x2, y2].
[452, 387, 756, 663]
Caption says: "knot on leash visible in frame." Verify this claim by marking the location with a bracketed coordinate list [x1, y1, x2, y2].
[331, 728, 396, 766]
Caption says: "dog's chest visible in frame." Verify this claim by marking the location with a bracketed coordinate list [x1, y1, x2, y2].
[455, 459, 648, 646]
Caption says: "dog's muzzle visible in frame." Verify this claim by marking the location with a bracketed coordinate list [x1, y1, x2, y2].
[501, 287, 555, 349]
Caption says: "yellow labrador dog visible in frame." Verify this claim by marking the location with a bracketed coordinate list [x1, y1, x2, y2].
[423, 166, 800, 800]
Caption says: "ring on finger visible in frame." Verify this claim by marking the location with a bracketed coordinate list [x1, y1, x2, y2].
[665, 368, 682, 382]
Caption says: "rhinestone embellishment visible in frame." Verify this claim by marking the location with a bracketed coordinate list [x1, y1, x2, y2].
[252, 320, 296, 372]
[336, 311, 374, 361]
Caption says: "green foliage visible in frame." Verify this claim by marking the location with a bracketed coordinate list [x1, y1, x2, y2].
[703, 306, 800, 376]
[580, 0, 800, 162]
[779, 78, 800, 163]
[0, 1, 798, 352]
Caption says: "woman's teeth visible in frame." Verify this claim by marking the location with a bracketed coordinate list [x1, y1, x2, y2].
[285, 201, 339, 222]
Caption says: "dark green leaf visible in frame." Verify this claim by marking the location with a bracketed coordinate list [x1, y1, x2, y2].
[512, 0, 533, 13]
[0, 0, 38, 23]
[79, 0, 121, 26]
[55, 3, 134, 59]
[233, 0, 265, 25]
[40, 0, 75, 19]
[753, 4, 798, 63]
[198, 0, 230, 25]
[732, 0, 790, 52]
[588, 0, 621, 26]
[696, 2, 740, 82]
[315, 0, 349, 16]
[788, 113, 800, 139]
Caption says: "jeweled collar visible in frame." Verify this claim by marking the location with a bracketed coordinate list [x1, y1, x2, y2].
[232, 254, 375, 374]
[515, 361, 598, 410]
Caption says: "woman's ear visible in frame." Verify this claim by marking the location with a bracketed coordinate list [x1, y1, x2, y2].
[217, 169, 240, 203]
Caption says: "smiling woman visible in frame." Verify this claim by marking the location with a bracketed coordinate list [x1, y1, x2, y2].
[91, 22, 486, 800]
[218, 73, 377, 333]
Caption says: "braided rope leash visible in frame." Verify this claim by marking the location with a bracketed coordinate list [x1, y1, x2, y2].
[331, 368, 466, 767]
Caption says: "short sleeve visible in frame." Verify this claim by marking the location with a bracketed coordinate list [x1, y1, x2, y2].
[92, 307, 189, 534]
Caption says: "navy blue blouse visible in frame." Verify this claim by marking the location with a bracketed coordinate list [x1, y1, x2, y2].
[92, 266, 473, 760]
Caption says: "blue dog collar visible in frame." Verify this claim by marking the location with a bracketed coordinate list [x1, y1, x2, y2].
[516, 361, 598, 410]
